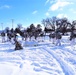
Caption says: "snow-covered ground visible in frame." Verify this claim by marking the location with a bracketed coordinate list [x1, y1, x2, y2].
[0, 35, 76, 75]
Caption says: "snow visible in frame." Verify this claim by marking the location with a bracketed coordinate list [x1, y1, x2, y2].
[0, 35, 76, 75]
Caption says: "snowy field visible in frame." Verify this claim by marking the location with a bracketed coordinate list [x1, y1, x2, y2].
[0, 35, 76, 75]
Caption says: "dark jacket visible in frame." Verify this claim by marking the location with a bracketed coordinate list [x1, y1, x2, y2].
[56, 32, 62, 39]
[1, 32, 5, 37]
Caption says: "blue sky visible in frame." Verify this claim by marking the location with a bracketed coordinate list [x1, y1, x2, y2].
[0, 0, 76, 30]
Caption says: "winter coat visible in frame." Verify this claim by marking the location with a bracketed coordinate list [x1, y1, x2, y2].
[1, 32, 5, 37]
[15, 40, 23, 50]
[56, 32, 62, 39]
[49, 33, 55, 38]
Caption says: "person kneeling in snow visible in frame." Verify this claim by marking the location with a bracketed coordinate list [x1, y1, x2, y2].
[14, 39, 23, 50]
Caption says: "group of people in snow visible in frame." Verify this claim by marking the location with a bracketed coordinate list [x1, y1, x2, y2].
[0, 29, 23, 50]
[49, 29, 62, 46]
[0, 27, 76, 50]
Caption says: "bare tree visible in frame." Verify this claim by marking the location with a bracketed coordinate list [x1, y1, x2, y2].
[42, 17, 57, 31]
[41, 19, 46, 27]
[72, 20, 76, 29]
[17, 23, 23, 30]
[5, 27, 10, 33]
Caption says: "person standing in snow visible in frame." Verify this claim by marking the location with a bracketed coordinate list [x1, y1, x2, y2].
[69, 30, 76, 46]
[49, 32, 56, 44]
[1, 31, 5, 43]
[55, 32, 62, 46]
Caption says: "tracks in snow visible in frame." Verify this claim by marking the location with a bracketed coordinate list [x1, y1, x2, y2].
[17, 43, 76, 75]
[41, 46, 75, 75]
[0, 42, 76, 75]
